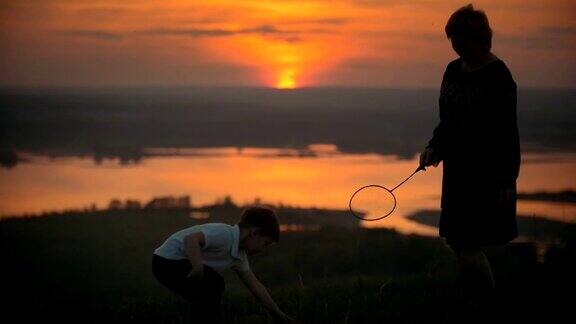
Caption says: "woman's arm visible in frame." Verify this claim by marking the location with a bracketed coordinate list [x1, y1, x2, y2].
[236, 269, 292, 322]
[421, 109, 447, 167]
[422, 65, 453, 166]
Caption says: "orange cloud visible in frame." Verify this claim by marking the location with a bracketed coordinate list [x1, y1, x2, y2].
[0, 0, 574, 87]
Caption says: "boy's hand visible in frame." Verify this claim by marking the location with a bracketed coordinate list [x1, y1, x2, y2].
[273, 312, 296, 323]
[237, 269, 294, 323]
[183, 232, 205, 281]
[186, 267, 204, 281]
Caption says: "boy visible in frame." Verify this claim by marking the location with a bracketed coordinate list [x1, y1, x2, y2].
[152, 207, 292, 322]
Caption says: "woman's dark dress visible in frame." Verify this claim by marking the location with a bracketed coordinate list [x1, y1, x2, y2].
[427, 58, 520, 247]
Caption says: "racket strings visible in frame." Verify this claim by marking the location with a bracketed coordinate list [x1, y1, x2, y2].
[349, 185, 396, 221]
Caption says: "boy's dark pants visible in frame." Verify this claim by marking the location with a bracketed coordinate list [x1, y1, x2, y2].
[152, 254, 225, 322]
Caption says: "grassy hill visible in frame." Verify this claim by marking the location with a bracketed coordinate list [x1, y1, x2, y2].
[1, 208, 574, 323]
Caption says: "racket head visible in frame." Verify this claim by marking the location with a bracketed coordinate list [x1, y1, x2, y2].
[349, 185, 397, 221]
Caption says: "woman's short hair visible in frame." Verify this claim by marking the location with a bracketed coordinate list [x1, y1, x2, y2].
[445, 4, 492, 51]
[238, 207, 280, 242]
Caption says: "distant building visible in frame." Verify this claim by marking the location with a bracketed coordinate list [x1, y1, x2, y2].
[145, 195, 191, 209]
[178, 196, 190, 208]
[108, 199, 123, 210]
[220, 195, 235, 207]
[125, 200, 142, 209]
[189, 211, 210, 219]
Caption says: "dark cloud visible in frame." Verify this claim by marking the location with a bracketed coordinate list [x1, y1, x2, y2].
[75, 7, 128, 19]
[240, 24, 292, 35]
[140, 24, 333, 39]
[300, 28, 336, 34]
[185, 18, 227, 24]
[143, 28, 236, 37]
[497, 26, 576, 50]
[72, 5, 228, 25]
[141, 25, 287, 38]
[56, 24, 329, 43]
[284, 17, 351, 25]
[348, 0, 392, 6]
[0, 49, 259, 87]
[61, 29, 123, 40]
[143, 24, 298, 37]
[540, 26, 576, 37]
[280, 36, 304, 43]
[360, 30, 443, 42]
[310, 17, 350, 25]
[318, 57, 444, 87]
[0, 1, 58, 21]
[351, 0, 426, 7]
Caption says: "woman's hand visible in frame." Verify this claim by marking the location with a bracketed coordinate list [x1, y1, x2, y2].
[498, 188, 516, 206]
[419, 148, 441, 168]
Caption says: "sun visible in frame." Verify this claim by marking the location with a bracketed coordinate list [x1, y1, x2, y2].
[276, 69, 296, 89]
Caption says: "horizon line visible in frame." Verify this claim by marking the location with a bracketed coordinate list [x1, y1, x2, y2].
[1, 84, 576, 92]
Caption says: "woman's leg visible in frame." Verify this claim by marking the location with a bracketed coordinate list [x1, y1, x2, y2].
[450, 245, 495, 306]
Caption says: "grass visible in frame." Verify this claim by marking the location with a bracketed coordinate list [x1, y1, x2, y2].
[0, 208, 574, 323]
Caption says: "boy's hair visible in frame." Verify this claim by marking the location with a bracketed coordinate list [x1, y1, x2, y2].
[445, 4, 492, 51]
[238, 207, 280, 242]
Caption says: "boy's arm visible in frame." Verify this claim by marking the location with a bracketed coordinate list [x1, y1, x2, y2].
[236, 269, 292, 322]
[183, 232, 206, 279]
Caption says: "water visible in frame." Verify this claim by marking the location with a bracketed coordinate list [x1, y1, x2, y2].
[1, 87, 575, 237]
[1, 146, 574, 237]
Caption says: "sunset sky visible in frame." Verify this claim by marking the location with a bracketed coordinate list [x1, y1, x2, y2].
[1, 0, 574, 88]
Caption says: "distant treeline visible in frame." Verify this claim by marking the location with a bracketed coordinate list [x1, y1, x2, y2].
[517, 190, 576, 204]
[1, 87, 575, 168]
[2, 195, 360, 230]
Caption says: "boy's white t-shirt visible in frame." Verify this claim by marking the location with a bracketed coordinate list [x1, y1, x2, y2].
[154, 223, 250, 275]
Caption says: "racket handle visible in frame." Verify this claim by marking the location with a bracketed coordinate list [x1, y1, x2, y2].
[391, 165, 426, 192]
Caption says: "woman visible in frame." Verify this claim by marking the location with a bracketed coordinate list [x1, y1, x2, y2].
[419, 4, 520, 308]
